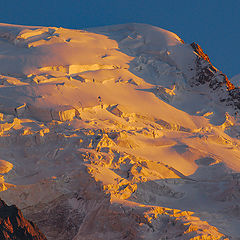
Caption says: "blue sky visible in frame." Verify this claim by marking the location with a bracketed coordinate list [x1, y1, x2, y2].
[0, 0, 239, 78]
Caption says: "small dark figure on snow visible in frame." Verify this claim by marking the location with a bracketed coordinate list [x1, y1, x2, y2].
[152, 131, 155, 139]
[98, 96, 103, 109]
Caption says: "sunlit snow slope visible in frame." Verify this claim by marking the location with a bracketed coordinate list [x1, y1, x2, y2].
[0, 22, 239, 240]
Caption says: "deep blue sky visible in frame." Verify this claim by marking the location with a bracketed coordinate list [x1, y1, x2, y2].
[0, 0, 239, 78]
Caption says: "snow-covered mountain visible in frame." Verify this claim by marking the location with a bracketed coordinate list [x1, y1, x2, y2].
[0, 22, 239, 239]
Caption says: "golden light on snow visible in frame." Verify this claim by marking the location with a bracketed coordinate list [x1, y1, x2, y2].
[0, 22, 238, 239]
[0, 160, 13, 174]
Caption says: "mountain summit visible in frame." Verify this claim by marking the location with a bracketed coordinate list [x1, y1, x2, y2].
[0, 22, 239, 239]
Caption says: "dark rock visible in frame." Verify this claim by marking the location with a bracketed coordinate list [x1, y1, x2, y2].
[191, 42, 211, 63]
[0, 199, 47, 240]
[190, 42, 239, 110]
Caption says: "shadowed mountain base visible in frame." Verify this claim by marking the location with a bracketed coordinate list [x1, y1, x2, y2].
[0, 199, 47, 240]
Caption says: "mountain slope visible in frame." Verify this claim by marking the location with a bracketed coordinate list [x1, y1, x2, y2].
[0, 22, 239, 239]
[0, 198, 46, 240]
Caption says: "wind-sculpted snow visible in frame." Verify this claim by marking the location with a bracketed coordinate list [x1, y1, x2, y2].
[0, 22, 238, 239]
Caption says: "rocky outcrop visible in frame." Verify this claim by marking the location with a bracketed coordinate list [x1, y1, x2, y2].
[229, 87, 240, 109]
[191, 42, 211, 63]
[0, 199, 47, 240]
[190, 42, 233, 89]
[190, 42, 239, 110]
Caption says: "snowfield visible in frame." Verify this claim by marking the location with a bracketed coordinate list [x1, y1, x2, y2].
[0, 22, 239, 239]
